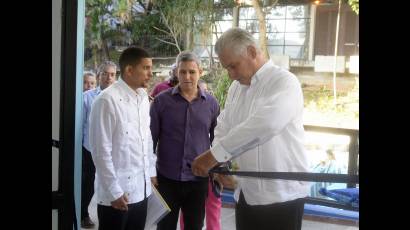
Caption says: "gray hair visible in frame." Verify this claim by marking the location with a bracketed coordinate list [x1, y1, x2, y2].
[97, 61, 117, 77]
[83, 70, 96, 78]
[214, 28, 260, 56]
[176, 51, 201, 68]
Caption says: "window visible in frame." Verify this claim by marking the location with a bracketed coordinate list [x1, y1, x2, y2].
[196, 4, 312, 60]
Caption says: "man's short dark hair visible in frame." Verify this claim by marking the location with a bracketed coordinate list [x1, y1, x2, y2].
[119, 46, 151, 74]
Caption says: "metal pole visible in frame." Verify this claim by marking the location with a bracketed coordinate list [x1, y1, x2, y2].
[333, 0, 342, 106]
[233, 5, 240, 28]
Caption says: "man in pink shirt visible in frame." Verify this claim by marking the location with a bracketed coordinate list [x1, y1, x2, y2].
[150, 63, 178, 98]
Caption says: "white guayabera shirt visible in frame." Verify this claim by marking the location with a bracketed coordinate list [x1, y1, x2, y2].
[89, 78, 156, 206]
[211, 60, 310, 205]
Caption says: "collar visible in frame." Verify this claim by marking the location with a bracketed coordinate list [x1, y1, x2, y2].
[250, 60, 275, 85]
[95, 86, 102, 95]
[171, 85, 207, 100]
[117, 78, 147, 98]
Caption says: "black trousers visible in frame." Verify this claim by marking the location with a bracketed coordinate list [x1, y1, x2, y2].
[236, 191, 305, 230]
[156, 173, 208, 230]
[97, 198, 148, 230]
[81, 147, 96, 219]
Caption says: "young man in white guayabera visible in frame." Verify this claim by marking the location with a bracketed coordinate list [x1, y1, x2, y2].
[81, 61, 117, 228]
[192, 28, 310, 230]
[89, 46, 157, 230]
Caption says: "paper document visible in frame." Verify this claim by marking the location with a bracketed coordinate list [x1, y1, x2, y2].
[145, 185, 171, 228]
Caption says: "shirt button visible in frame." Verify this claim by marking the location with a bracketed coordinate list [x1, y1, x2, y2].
[128, 176, 130, 179]
[224, 156, 228, 159]
[126, 132, 128, 134]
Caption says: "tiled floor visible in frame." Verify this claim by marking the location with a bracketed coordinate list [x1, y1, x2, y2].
[83, 195, 358, 230]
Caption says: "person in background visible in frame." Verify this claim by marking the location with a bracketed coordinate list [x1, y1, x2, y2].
[83, 71, 97, 92]
[311, 149, 340, 197]
[150, 51, 220, 230]
[81, 61, 117, 228]
[150, 63, 178, 99]
[198, 79, 208, 92]
[89, 47, 157, 230]
[192, 28, 310, 230]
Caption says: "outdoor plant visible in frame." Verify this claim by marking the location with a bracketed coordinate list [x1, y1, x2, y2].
[212, 69, 232, 109]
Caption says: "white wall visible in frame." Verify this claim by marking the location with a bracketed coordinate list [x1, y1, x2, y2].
[271, 55, 290, 70]
[314, 55, 346, 73]
[348, 55, 359, 74]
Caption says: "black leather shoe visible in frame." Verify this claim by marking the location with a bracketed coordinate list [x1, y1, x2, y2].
[81, 217, 95, 228]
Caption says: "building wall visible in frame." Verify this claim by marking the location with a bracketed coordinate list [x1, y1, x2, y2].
[314, 3, 359, 57]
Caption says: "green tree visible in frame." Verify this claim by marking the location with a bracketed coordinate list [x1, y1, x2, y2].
[213, 69, 232, 109]
[85, 0, 134, 69]
[251, 0, 270, 59]
[239, 0, 281, 60]
[151, 0, 216, 51]
[348, 0, 359, 14]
